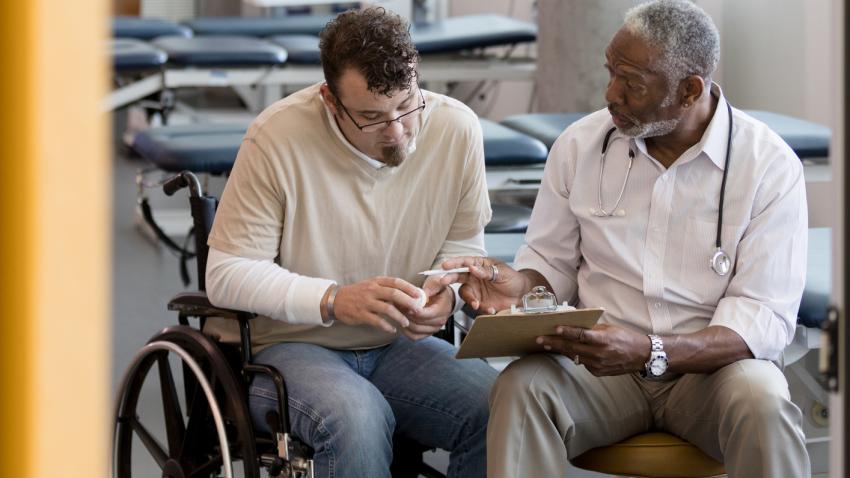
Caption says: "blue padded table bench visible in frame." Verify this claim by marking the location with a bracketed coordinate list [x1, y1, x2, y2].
[132, 122, 538, 235]
[410, 14, 537, 55]
[111, 38, 168, 72]
[500, 113, 588, 149]
[501, 111, 831, 163]
[133, 119, 549, 174]
[150, 36, 288, 67]
[267, 35, 321, 65]
[268, 14, 538, 66]
[800, 227, 830, 328]
[132, 123, 249, 174]
[113, 17, 193, 40]
[479, 119, 548, 167]
[746, 110, 831, 161]
[183, 14, 336, 37]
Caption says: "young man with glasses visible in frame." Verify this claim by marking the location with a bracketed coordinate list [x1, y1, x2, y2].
[203, 7, 496, 478]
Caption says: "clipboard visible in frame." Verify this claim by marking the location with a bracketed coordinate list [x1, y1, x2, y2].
[455, 307, 604, 359]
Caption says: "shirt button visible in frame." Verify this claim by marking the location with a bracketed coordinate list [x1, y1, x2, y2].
[654, 302, 662, 309]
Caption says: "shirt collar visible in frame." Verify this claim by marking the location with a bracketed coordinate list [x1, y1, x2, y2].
[699, 83, 732, 171]
[631, 82, 730, 171]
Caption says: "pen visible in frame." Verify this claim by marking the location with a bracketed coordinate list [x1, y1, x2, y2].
[418, 267, 470, 276]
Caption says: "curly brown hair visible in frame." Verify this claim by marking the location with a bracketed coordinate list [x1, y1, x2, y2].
[319, 7, 420, 98]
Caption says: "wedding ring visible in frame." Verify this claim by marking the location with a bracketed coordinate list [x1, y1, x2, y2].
[578, 328, 585, 343]
[490, 264, 499, 283]
[574, 354, 581, 365]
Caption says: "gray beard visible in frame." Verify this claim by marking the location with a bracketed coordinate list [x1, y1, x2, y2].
[381, 144, 406, 167]
[619, 117, 680, 139]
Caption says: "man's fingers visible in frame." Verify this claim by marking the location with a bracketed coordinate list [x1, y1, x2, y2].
[458, 284, 481, 310]
[536, 336, 572, 354]
[421, 275, 444, 297]
[400, 328, 431, 342]
[409, 312, 448, 326]
[363, 313, 397, 334]
[468, 264, 494, 281]
[439, 256, 479, 270]
[374, 301, 410, 328]
[555, 325, 585, 341]
[405, 321, 441, 336]
[376, 276, 420, 300]
[438, 272, 466, 286]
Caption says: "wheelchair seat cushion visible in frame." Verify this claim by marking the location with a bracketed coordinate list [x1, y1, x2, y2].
[132, 123, 249, 174]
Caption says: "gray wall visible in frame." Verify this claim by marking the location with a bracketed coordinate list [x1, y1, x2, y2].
[532, 0, 835, 126]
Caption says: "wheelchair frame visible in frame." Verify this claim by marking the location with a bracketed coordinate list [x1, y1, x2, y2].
[112, 171, 445, 478]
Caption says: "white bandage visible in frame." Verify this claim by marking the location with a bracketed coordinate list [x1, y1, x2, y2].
[415, 287, 428, 308]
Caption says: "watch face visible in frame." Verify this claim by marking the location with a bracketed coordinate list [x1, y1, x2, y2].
[650, 356, 667, 376]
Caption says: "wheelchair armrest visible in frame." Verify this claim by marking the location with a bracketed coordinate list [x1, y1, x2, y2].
[167, 291, 252, 319]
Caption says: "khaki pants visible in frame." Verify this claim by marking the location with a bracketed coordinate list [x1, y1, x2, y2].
[487, 354, 809, 478]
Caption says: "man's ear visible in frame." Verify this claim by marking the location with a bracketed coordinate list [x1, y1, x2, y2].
[319, 83, 340, 115]
[679, 75, 706, 108]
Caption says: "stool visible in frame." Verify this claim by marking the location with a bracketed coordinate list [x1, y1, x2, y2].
[572, 432, 726, 478]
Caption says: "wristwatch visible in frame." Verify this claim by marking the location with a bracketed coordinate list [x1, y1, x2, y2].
[643, 334, 668, 379]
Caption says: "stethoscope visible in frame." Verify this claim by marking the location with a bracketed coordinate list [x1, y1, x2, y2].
[595, 101, 734, 277]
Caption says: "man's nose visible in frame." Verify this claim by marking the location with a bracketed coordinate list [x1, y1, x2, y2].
[382, 118, 405, 140]
[605, 78, 624, 106]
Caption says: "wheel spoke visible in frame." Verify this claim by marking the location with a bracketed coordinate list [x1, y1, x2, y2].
[129, 415, 168, 468]
[186, 454, 224, 477]
[157, 352, 186, 458]
[179, 373, 213, 462]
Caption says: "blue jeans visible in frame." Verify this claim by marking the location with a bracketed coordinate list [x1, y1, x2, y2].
[248, 336, 497, 478]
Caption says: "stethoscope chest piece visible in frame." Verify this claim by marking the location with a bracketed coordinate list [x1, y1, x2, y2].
[710, 248, 731, 276]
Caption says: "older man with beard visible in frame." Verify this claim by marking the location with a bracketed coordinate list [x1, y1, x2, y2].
[202, 7, 497, 478]
[439, 1, 810, 477]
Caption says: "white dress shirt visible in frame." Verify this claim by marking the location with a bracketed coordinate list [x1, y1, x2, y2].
[515, 85, 808, 361]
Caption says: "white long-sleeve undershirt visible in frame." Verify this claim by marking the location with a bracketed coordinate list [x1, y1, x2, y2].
[205, 231, 485, 326]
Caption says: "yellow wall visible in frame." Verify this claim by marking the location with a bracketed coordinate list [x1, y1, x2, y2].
[0, 1, 110, 476]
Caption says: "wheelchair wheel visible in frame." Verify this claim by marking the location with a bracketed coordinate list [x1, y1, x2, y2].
[113, 325, 260, 478]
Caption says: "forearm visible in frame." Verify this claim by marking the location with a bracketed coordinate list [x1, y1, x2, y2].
[206, 247, 335, 325]
[663, 325, 754, 374]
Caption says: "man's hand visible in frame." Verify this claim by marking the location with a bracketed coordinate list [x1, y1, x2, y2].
[401, 275, 453, 341]
[438, 256, 532, 314]
[330, 277, 423, 333]
[537, 324, 651, 376]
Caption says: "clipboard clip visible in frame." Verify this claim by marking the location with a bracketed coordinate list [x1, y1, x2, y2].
[510, 286, 575, 314]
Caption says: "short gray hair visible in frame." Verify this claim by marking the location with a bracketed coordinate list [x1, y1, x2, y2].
[624, 0, 719, 84]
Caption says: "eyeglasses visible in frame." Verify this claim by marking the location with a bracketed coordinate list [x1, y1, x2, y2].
[335, 87, 426, 133]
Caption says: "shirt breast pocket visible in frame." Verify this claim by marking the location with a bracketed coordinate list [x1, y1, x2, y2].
[672, 216, 742, 306]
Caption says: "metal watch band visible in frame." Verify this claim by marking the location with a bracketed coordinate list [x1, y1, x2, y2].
[649, 334, 663, 352]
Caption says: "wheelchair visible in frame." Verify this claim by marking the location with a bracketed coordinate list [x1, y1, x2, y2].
[112, 171, 447, 478]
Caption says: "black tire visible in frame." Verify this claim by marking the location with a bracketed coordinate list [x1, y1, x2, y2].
[113, 325, 260, 478]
